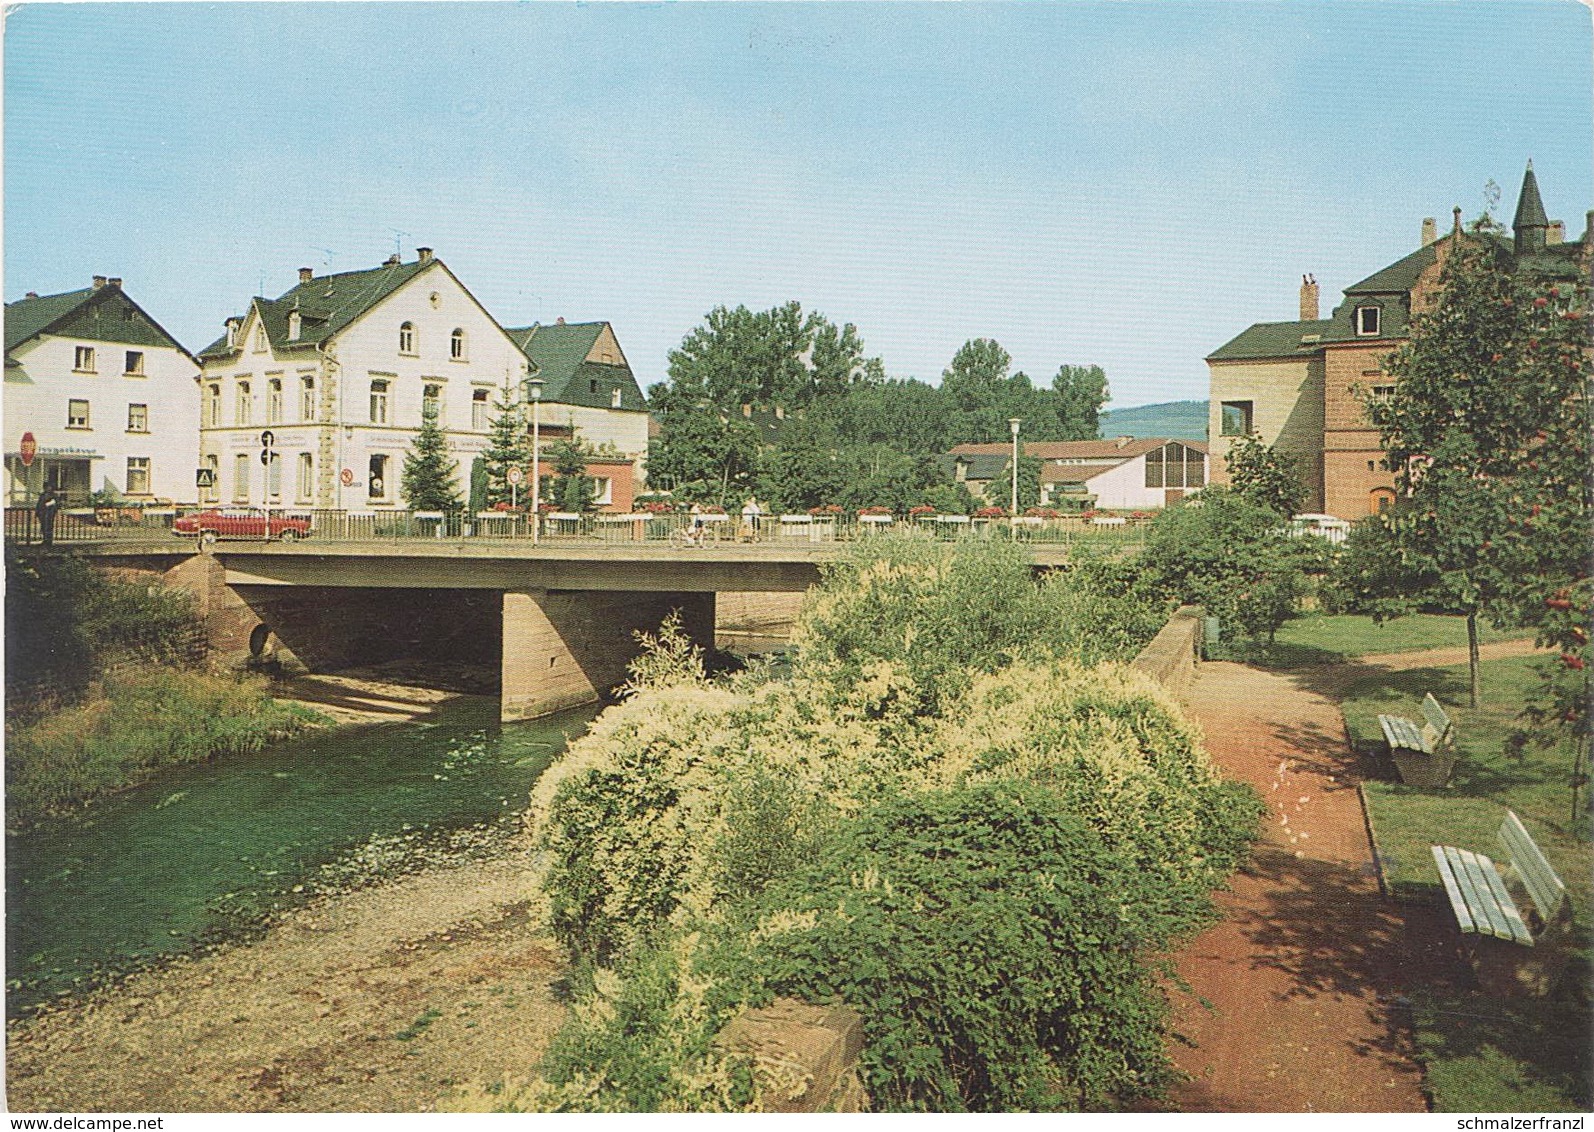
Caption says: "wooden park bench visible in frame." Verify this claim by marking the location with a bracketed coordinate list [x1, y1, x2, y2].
[1378, 693, 1456, 787]
[1431, 810, 1572, 996]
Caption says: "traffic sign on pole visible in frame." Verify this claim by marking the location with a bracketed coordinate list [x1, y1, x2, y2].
[19, 432, 37, 467]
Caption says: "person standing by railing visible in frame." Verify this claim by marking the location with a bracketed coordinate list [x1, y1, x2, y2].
[34, 487, 61, 547]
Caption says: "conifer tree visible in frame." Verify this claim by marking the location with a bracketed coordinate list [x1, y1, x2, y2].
[400, 404, 462, 512]
[481, 380, 531, 509]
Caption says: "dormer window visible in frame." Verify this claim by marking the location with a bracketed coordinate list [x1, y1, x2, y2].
[288, 311, 301, 340]
[611, 387, 623, 408]
[1355, 305, 1381, 336]
[226, 320, 239, 348]
[399, 322, 416, 355]
[450, 328, 466, 360]
[253, 325, 266, 352]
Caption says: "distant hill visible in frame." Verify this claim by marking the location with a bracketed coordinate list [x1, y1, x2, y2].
[1100, 400, 1207, 442]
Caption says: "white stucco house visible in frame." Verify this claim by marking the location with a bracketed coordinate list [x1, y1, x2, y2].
[947, 437, 1209, 510]
[194, 249, 649, 511]
[5, 277, 199, 506]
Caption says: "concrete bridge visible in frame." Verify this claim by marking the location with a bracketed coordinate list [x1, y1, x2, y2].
[75, 538, 1076, 720]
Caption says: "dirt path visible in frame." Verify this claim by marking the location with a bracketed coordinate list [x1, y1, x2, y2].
[7, 845, 565, 1112]
[1166, 660, 1430, 1112]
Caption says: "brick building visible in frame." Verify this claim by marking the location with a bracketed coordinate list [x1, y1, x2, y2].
[1207, 164, 1591, 519]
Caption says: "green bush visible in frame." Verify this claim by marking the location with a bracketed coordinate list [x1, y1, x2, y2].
[749, 783, 1181, 1110]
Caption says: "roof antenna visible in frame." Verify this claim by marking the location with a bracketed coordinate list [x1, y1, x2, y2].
[388, 228, 412, 259]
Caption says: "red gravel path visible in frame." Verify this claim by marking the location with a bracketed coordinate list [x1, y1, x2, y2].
[1166, 660, 1432, 1112]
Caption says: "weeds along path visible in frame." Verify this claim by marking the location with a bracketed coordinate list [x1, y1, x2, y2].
[7, 845, 565, 1112]
[1166, 660, 1429, 1113]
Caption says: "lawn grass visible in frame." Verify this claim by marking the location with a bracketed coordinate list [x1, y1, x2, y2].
[1219, 613, 1533, 670]
[1345, 652, 1590, 1112]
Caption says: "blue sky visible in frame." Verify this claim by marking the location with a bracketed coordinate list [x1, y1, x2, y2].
[5, 1, 1591, 408]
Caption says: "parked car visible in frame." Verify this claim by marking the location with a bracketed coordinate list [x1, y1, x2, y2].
[172, 509, 312, 543]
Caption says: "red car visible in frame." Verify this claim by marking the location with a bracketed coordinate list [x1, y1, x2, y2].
[172, 509, 312, 544]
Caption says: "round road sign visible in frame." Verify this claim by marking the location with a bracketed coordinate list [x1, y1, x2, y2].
[506, 466, 524, 485]
[340, 467, 355, 487]
[19, 432, 37, 467]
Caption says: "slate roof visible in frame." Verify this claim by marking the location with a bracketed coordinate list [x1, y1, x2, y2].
[197, 258, 433, 359]
[1515, 163, 1549, 231]
[1206, 319, 1333, 362]
[505, 321, 648, 412]
[6, 284, 191, 360]
[1040, 462, 1121, 485]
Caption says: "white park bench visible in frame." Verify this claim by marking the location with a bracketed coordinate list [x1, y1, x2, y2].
[1378, 693, 1456, 786]
[1431, 810, 1571, 996]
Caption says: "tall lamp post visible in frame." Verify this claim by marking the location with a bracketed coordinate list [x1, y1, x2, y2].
[1008, 417, 1022, 518]
[524, 374, 544, 545]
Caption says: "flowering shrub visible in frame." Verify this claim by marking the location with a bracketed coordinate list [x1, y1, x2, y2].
[491, 501, 518, 512]
[808, 504, 844, 516]
[908, 505, 937, 518]
[518, 541, 1259, 1113]
[701, 505, 727, 515]
[1130, 511, 1151, 521]
[858, 506, 893, 517]
[972, 505, 1007, 519]
[1023, 507, 1060, 519]
[1081, 509, 1098, 520]
[640, 501, 675, 514]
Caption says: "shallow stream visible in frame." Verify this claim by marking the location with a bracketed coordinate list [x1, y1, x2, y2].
[5, 696, 598, 1016]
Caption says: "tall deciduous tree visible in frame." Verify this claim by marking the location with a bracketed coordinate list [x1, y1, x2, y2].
[1364, 217, 1590, 729]
[1047, 364, 1110, 440]
[400, 404, 463, 512]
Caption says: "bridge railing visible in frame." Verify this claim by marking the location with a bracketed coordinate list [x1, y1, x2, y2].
[8, 505, 1147, 552]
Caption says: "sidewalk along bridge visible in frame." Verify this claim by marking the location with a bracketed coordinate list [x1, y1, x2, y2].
[32, 509, 1136, 721]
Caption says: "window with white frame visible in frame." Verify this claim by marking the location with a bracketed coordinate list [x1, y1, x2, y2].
[234, 453, 250, 502]
[127, 403, 148, 432]
[422, 383, 443, 421]
[267, 378, 283, 424]
[67, 399, 90, 428]
[206, 384, 221, 427]
[591, 476, 613, 506]
[124, 350, 144, 375]
[1355, 305, 1381, 336]
[202, 454, 219, 502]
[297, 452, 314, 502]
[254, 325, 266, 352]
[450, 328, 466, 360]
[472, 388, 490, 430]
[399, 322, 416, 355]
[369, 379, 390, 424]
[126, 456, 151, 495]
[236, 381, 252, 426]
[300, 376, 316, 422]
[611, 387, 623, 408]
[74, 346, 96, 372]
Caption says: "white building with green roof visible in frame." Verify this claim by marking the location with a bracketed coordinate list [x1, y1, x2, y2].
[5, 276, 199, 506]
[195, 249, 649, 511]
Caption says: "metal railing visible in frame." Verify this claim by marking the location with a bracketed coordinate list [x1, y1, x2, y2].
[5, 505, 1150, 552]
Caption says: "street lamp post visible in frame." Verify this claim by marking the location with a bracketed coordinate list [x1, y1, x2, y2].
[524, 375, 544, 545]
[1008, 417, 1022, 519]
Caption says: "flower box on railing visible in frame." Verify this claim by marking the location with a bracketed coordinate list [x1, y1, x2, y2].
[858, 513, 894, 526]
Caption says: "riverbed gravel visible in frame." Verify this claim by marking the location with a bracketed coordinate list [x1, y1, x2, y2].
[7, 837, 568, 1112]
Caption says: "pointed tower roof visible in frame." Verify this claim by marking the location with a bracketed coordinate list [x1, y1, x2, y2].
[1513, 161, 1550, 253]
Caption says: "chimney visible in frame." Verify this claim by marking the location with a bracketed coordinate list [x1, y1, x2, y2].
[226, 317, 240, 347]
[1299, 274, 1319, 321]
[92, 275, 107, 290]
[107, 277, 122, 290]
[417, 247, 433, 263]
[384, 254, 401, 267]
[1547, 221, 1565, 246]
[1115, 436, 1133, 449]
[25, 291, 38, 299]
[1421, 217, 1437, 246]
[556, 316, 565, 325]
[299, 267, 314, 284]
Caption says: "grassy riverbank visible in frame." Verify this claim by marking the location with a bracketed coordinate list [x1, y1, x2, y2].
[6, 668, 325, 828]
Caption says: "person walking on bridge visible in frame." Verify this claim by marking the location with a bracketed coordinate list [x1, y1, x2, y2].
[34, 486, 61, 548]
